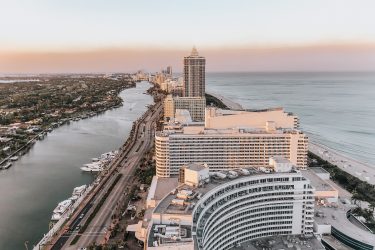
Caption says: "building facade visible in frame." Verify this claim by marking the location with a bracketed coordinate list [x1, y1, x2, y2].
[155, 127, 308, 177]
[184, 47, 205, 97]
[163, 95, 206, 122]
[192, 172, 314, 250]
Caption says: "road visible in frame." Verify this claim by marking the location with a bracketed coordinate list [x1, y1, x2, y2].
[47, 99, 163, 250]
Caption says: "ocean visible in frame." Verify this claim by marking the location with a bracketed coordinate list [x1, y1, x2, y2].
[206, 72, 375, 166]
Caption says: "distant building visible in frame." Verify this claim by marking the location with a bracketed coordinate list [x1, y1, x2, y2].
[163, 95, 206, 122]
[184, 47, 205, 97]
[166, 66, 172, 75]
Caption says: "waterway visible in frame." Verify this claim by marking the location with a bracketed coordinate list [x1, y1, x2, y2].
[0, 81, 153, 250]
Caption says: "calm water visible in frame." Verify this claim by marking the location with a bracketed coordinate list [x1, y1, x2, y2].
[0, 81, 153, 250]
[206, 72, 375, 166]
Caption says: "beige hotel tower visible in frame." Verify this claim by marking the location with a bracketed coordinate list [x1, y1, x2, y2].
[184, 47, 206, 97]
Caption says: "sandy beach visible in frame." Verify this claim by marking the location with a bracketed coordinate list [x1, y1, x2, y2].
[309, 142, 375, 185]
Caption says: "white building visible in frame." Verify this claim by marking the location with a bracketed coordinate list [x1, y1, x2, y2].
[146, 164, 317, 250]
[155, 126, 308, 177]
[205, 107, 299, 130]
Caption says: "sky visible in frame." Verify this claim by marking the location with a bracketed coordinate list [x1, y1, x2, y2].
[1, 0, 375, 73]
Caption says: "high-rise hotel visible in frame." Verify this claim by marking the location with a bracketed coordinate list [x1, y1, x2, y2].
[184, 47, 206, 97]
[164, 47, 206, 122]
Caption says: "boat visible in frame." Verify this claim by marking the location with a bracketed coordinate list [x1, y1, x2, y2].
[51, 199, 73, 221]
[72, 185, 87, 196]
[1, 162, 12, 170]
[80, 165, 104, 172]
[50, 185, 87, 225]
[10, 156, 19, 161]
[71, 185, 87, 201]
[81, 150, 118, 172]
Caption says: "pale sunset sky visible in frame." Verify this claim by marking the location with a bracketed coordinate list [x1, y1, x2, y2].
[1, 0, 375, 73]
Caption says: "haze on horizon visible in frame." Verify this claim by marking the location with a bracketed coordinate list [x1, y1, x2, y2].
[1, 0, 375, 73]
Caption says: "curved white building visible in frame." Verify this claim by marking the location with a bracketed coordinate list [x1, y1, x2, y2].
[147, 167, 315, 250]
[192, 172, 314, 250]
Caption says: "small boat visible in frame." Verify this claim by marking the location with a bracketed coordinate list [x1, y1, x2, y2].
[51, 199, 73, 221]
[1, 162, 12, 170]
[10, 156, 19, 161]
[80, 165, 104, 172]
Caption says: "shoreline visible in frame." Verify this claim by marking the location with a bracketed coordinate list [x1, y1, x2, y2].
[211, 92, 375, 185]
[0, 82, 136, 168]
[309, 142, 375, 185]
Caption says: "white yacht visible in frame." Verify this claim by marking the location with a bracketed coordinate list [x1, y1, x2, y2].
[51, 199, 73, 221]
[10, 156, 19, 161]
[1, 162, 12, 170]
[80, 164, 104, 172]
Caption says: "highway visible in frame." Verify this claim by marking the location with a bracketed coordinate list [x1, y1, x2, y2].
[48, 98, 163, 250]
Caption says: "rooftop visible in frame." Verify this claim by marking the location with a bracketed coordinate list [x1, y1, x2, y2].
[157, 127, 302, 137]
[301, 169, 336, 192]
[322, 235, 353, 250]
[148, 224, 193, 248]
[183, 163, 207, 172]
[311, 167, 330, 174]
[314, 201, 375, 246]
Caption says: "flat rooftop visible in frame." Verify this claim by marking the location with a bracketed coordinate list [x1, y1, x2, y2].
[314, 201, 375, 247]
[153, 177, 179, 201]
[157, 127, 302, 136]
[232, 235, 325, 250]
[184, 163, 206, 172]
[322, 235, 353, 250]
[148, 224, 193, 248]
[301, 169, 336, 192]
[310, 167, 330, 174]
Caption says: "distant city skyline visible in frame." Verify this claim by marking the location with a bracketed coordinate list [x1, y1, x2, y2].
[1, 0, 375, 73]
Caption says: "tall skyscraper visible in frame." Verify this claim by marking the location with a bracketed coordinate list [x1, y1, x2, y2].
[183, 47, 205, 97]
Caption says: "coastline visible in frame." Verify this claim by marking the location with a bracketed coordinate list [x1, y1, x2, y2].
[210, 92, 375, 185]
[0, 81, 136, 169]
[309, 142, 375, 185]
